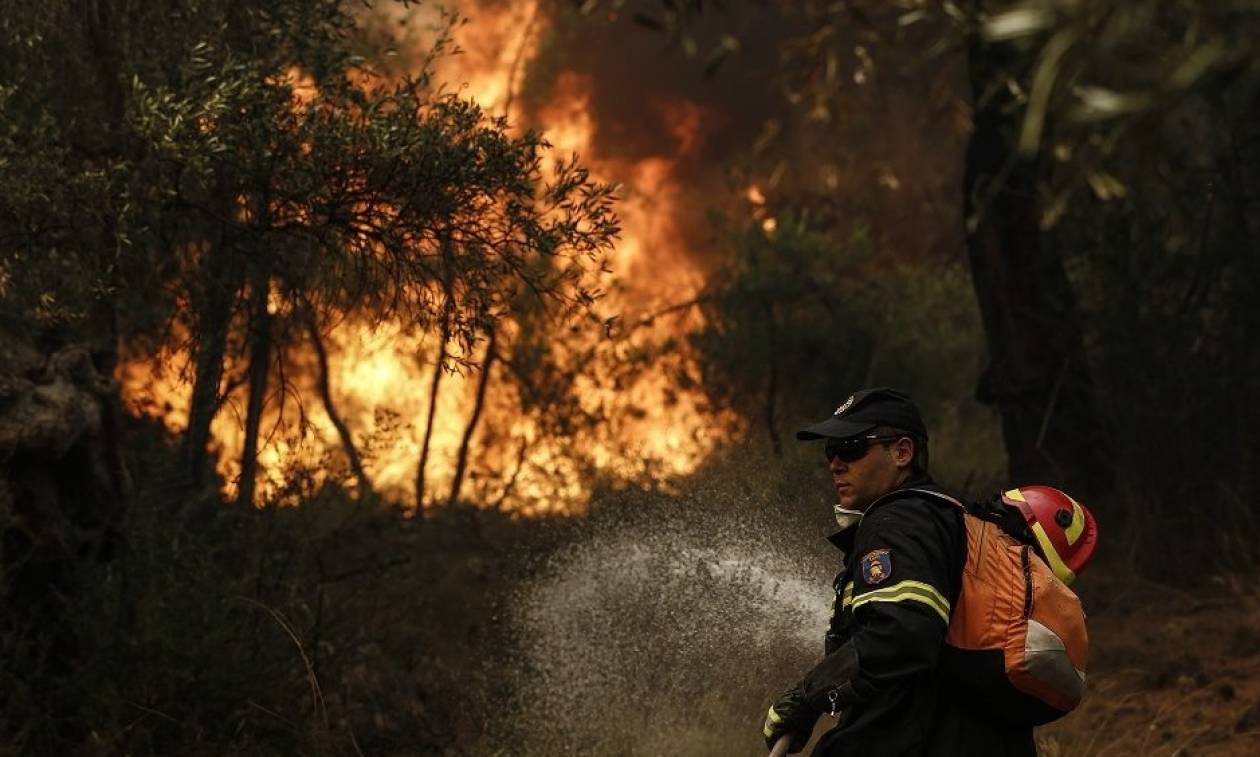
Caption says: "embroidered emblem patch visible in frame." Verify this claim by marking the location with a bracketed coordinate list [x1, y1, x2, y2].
[834, 395, 855, 415]
[861, 549, 892, 585]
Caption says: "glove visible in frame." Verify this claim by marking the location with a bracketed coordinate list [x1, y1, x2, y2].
[762, 685, 817, 754]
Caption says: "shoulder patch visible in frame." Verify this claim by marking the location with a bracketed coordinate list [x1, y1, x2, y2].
[861, 549, 892, 585]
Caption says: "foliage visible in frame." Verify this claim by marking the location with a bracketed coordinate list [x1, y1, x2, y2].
[579, 0, 1260, 574]
[1049, 67, 1260, 574]
[689, 214, 1003, 493]
[1, 422, 526, 755]
[963, 1, 1260, 571]
[0, 0, 625, 749]
[0, 0, 619, 503]
[689, 214, 878, 447]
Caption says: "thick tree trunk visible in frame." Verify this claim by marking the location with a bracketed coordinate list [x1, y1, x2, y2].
[185, 278, 236, 485]
[236, 272, 272, 508]
[184, 210, 242, 487]
[449, 329, 497, 507]
[963, 38, 1112, 501]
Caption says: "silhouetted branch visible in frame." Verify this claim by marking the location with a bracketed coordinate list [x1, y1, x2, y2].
[304, 309, 375, 500]
[449, 328, 498, 507]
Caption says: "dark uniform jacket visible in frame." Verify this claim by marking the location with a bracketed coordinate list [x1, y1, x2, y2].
[797, 476, 1037, 757]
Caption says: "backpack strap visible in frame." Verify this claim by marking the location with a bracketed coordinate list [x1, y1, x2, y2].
[878, 488, 1035, 546]
[866, 487, 964, 515]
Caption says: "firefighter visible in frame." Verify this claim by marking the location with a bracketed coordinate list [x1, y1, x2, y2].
[762, 387, 1036, 757]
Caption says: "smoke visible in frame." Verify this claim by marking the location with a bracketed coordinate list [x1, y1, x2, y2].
[436, 0, 969, 283]
[514, 2, 799, 279]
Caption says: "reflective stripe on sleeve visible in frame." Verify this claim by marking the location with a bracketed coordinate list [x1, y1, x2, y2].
[841, 582, 854, 610]
[764, 704, 782, 737]
[850, 579, 950, 623]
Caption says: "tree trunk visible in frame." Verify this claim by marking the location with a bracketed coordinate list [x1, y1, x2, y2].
[184, 201, 242, 487]
[416, 239, 456, 507]
[449, 329, 497, 508]
[305, 310, 374, 499]
[963, 36, 1112, 501]
[236, 271, 272, 508]
[185, 279, 236, 485]
[415, 325, 449, 508]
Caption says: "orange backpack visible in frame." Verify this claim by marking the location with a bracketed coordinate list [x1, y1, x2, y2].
[910, 489, 1089, 725]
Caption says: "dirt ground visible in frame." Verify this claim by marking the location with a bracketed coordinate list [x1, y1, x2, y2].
[1037, 570, 1260, 756]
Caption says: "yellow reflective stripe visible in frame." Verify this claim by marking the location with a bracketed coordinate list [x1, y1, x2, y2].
[1004, 488, 1026, 502]
[842, 583, 854, 609]
[1031, 521, 1077, 585]
[1064, 497, 1085, 546]
[764, 705, 782, 737]
[850, 580, 950, 624]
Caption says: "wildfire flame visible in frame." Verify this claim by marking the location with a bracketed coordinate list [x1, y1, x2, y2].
[120, 1, 739, 514]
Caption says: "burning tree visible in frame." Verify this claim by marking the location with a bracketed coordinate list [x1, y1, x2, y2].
[1, 0, 618, 507]
[0, 3, 618, 742]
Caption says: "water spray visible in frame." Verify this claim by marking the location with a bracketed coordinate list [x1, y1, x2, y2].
[499, 490, 832, 756]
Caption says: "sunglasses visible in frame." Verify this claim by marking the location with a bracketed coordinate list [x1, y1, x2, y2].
[824, 435, 905, 463]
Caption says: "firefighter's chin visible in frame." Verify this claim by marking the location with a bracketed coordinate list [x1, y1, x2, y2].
[833, 505, 863, 530]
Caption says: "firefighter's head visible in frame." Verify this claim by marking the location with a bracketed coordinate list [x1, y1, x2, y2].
[797, 388, 930, 511]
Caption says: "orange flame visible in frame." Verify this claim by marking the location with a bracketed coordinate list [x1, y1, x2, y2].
[120, 1, 740, 514]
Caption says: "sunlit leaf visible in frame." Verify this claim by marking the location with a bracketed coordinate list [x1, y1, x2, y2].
[1067, 85, 1152, 123]
[1086, 171, 1127, 201]
[703, 35, 740, 78]
[898, 10, 928, 27]
[984, 6, 1054, 42]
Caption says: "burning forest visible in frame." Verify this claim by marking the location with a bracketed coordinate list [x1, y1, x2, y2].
[118, 0, 769, 514]
[6, 0, 1260, 755]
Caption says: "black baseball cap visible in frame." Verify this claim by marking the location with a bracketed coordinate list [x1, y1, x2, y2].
[796, 387, 928, 441]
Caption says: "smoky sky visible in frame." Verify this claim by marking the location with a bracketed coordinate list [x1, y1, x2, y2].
[501, 1, 805, 268]
[459, 1, 969, 270]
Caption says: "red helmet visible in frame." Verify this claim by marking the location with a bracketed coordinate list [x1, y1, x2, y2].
[1001, 485, 1098, 586]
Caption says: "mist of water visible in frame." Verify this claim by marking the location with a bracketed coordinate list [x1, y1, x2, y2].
[499, 494, 835, 756]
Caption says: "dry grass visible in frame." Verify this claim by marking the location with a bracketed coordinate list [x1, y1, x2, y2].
[1038, 574, 1260, 756]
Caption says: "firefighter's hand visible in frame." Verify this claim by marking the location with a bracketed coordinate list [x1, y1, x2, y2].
[762, 686, 816, 754]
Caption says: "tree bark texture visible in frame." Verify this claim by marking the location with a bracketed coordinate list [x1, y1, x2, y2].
[963, 38, 1112, 502]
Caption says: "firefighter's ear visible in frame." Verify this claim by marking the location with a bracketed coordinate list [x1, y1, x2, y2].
[891, 437, 915, 468]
